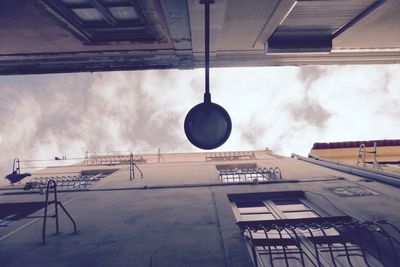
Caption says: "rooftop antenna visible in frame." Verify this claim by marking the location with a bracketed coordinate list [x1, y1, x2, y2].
[184, 0, 232, 150]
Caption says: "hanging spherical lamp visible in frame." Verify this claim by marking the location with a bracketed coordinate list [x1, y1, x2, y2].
[184, 0, 232, 150]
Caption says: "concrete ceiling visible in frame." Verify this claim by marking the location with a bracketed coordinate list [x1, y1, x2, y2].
[334, 0, 400, 49]
[0, 0, 399, 75]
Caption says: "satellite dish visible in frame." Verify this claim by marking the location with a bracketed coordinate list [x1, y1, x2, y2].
[184, 0, 232, 150]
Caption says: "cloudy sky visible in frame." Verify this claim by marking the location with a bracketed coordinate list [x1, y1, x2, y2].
[0, 64, 399, 177]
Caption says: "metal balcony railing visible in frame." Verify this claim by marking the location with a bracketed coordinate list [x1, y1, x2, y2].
[206, 151, 256, 161]
[83, 151, 146, 166]
[219, 167, 282, 183]
[241, 217, 400, 267]
[24, 173, 105, 192]
[42, 179, 77, 245]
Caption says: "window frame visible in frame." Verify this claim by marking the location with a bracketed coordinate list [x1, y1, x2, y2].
[42, 0, 157, 44]
[232, 198, 322, 222]
[229, 191, 327, 223]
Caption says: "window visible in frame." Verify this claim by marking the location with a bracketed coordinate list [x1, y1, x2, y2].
[229, 191, 399, 267]
[42, 0, 163, 44]
[237, 202, 276, 221]
[217, 164, 282, 183]
[233, 197, 317, 222]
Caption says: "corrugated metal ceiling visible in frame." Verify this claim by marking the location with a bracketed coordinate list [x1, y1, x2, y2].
[278, 0, 379, 34]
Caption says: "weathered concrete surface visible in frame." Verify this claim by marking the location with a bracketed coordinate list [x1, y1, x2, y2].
[0, 188, 241, 267]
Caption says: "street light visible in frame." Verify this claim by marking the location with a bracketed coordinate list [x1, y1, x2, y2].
[184, 0, 231, 150]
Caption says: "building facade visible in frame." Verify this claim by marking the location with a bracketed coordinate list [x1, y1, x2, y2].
[1, 1, 400, 266]
[1, 149, 399, 266]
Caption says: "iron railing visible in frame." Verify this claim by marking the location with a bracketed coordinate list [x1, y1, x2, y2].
[83, 151, 146, 166]
[42, 179, 77, 245]
[130, 153, 143, 180]
[24, 173, 105, 192]
[206, 151, 256, 161]
[219, 167, 282, 183]
[241, 217, 400, 267]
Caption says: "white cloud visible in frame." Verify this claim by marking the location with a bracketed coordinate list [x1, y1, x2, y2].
[0, 64, 400, 178]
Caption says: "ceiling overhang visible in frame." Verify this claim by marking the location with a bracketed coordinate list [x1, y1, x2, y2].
[258, 0, 386, 54]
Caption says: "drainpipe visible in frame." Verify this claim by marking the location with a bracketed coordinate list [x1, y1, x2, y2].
[291, 153, 400, 188]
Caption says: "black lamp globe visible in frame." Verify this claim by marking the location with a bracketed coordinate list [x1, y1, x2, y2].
[184, 99, 232, 150]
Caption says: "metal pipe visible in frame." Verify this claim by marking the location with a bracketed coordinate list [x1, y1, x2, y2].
[203, 0, 211, 102]
[309, 152, 400, 180]
[291, 153, 400, 188]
